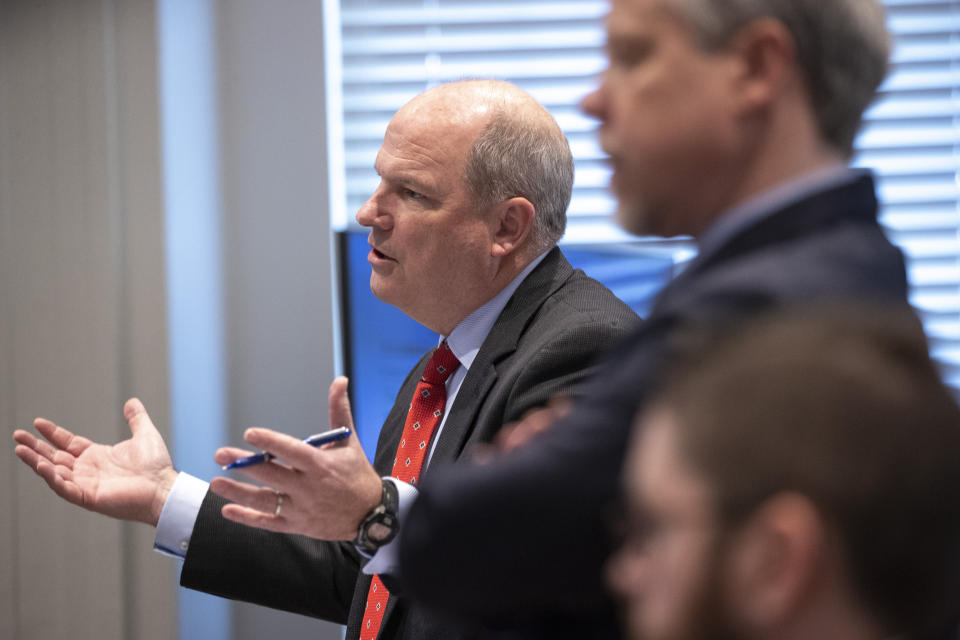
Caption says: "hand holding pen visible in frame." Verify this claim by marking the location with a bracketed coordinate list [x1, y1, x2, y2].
[222, 426, 351, 470]
[208, 376, 385, 540]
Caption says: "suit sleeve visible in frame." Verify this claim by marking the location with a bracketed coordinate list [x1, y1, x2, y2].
[180, 491, 362, 623]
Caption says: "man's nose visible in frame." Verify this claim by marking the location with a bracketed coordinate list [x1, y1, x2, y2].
[581, 77, 607, 121]
[356, 191, 391, 229]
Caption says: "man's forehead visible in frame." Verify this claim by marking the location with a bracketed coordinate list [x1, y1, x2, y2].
[378, 105, 481, 171]
[632, 410, 714, 513]
[608, 0, 658, 21]
[605, 0, 686, 40]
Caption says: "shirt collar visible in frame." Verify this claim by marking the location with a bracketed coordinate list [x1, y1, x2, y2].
[696, 164, 866, 261]
[440, 250, 550, 371]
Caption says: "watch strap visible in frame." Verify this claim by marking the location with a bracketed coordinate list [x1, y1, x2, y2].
[353, 478, 400, 555]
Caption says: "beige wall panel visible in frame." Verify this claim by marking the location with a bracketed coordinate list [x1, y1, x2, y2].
[1, 0, 173, 638]
[110, 0, 176, 638]
[5, 2, 124, 636]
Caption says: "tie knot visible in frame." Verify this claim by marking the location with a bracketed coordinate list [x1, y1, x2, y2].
[422, 341, 460, 385]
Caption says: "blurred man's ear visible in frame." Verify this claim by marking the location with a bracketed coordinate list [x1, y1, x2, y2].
[491, 197, 535, 257]
[724, 493, 825, 632]
[726, 17, 799, 116]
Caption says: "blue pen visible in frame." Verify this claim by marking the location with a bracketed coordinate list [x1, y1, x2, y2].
[222, 426, 351, 470]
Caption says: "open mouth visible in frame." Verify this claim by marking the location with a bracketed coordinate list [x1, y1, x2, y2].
[370, 246, 396, 263]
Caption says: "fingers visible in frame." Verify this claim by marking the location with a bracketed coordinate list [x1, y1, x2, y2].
[34, 459, 82, 503]
[210, 476, 280, 514]
[15, 444, 83, 506]
[123, 397, 158, 437]
[13, 439, 44, 472]
[243, 427, 324, 470]
[212, 477, 291, 532]
[493, 397, 572, 453]
[469, 442, 496, 466]
[218, 437, 300, 490]
[546, 395, 573, 420]
[13, 428, 77, 470]
[33, 417, 92, 457]
[328, 377, 356, 437]
[213, 446, 257, 468]
[221, 503, 288, 532]
[226, 455, 299, 490]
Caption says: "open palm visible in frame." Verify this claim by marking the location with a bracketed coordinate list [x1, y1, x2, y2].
[12, 398, 178, 525]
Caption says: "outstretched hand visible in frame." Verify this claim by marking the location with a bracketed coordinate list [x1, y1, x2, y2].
[210, 376, 382, 541]
[12, 398, 179, 525]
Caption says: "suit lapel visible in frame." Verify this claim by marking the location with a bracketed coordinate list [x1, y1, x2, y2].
[428, 248, 574, 465]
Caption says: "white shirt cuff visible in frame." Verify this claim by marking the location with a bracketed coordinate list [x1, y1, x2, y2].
[153, 472, 209, 558]
[359, 478, 417, 576]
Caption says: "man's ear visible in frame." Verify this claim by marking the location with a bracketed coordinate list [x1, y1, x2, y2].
[491, 197, 535, 257]
[726, 17, 798, 115]
[725, 493, 825, 632]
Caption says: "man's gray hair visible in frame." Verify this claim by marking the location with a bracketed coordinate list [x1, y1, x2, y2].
[666, 0, 891, 155]
[464, 108, 573, 252]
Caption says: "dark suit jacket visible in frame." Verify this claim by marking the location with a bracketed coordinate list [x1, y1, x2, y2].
[179, 247, 639, 639]
[399, 173, 913, 638]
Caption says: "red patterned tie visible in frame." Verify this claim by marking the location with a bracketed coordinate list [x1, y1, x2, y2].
[359, 341, 461, 640]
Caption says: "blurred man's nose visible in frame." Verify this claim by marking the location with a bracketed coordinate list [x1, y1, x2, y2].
[581, 79, 607, 122]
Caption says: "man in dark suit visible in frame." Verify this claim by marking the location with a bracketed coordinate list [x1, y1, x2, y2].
[397, 0, 921, 637]
[12, 80, 637, 639]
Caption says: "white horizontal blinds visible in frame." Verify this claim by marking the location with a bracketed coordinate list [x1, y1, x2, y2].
[857, 0, 960, 386]
[338, 0, 960, 385]
[339, 0, 615, 241]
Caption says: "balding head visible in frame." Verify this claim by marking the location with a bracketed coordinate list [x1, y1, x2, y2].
[357, 80, 571, 333]
[405, 80, 573, 253]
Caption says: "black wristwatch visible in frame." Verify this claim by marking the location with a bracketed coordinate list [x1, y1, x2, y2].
[353, 478, 400, 555]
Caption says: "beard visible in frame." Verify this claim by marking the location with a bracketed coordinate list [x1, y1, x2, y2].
[628, 534, 748, 640]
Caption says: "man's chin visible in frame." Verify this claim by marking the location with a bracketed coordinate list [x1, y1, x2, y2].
[369, 278, 396, 306]
[615, 198, 658, 238]
[615, 198, 689, 240]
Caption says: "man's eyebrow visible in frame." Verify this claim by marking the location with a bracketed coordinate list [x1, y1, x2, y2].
[377, 169, 434, 196]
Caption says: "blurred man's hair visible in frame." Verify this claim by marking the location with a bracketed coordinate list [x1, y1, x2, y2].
[652, 305, 960, 636]
[665, 0, 891, 155]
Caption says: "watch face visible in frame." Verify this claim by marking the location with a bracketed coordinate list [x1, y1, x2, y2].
[355, 480, 400, 552]
[368, 521, 395, 544]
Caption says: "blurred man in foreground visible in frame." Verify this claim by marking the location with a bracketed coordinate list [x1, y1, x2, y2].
[610, 307, 960, 640]
[399, 1, 921, 636]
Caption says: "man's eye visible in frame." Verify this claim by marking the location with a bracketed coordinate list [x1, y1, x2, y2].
[608, 42, 651, 68]
[403, 188, 424, 200]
